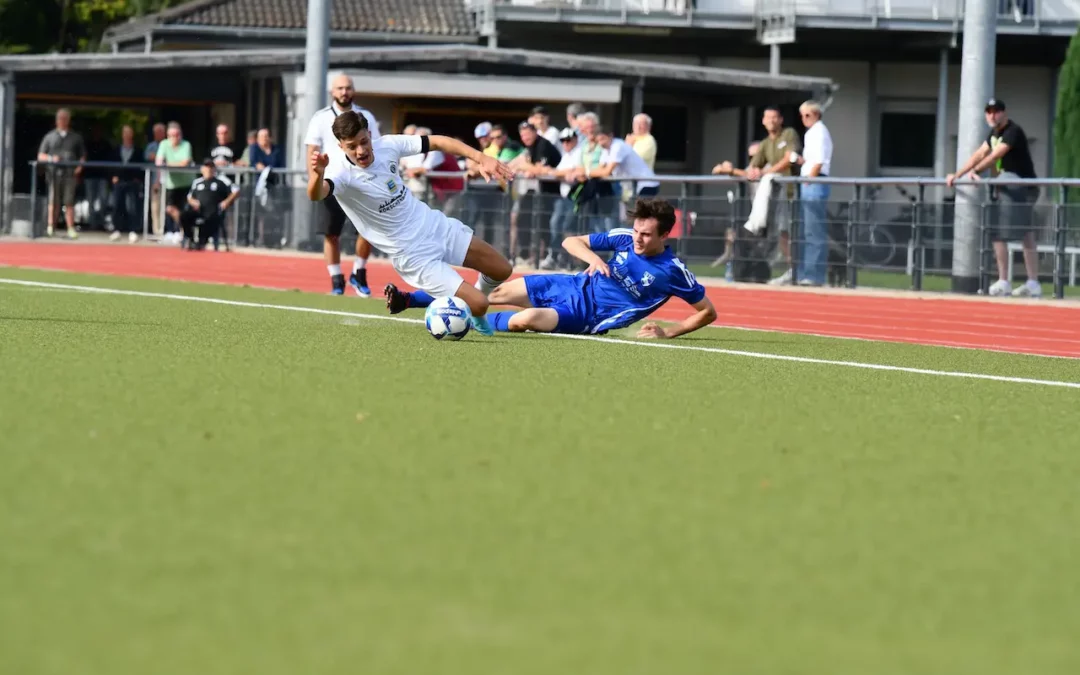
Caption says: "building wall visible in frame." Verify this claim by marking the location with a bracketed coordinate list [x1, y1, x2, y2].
[698, 58, 1054, 181]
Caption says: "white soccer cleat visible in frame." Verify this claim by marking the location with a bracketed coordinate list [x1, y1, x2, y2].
[109, 231, 122, 242]
[128, 232, 139, 243]
[1011, 279, 1042, 298]
[988, 279, 1012, 296]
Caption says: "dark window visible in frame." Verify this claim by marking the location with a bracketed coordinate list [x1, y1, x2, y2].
[643, 104, 688, 163]
[878, 112, 936, 169]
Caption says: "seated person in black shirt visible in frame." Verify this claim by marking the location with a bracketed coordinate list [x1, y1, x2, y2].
[181, 159, 240, 250]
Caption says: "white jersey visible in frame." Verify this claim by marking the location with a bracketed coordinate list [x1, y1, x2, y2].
[599, 137, 659, 192]
[303, 102, 381, 159]
[323, 134, 446, 258]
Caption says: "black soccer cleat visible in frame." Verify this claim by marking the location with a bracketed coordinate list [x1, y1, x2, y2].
[384, 283, 410, 315]
[330, 273, 346, 296]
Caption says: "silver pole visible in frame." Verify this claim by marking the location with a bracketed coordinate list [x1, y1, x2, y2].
[769, 44, 781, 75]
[932, 47, 950, 270]
[301, 0, 330, 135]
[142, 168, 151, 239]
[951, 0, 996, 293]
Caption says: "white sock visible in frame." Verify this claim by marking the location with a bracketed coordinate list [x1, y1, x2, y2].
[328, 264, 342, 277]
[475, 274, 500, 296]
[352, 257, 367, 274]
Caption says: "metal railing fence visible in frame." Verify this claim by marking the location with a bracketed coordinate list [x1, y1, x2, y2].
[14, 160, 1079, 299]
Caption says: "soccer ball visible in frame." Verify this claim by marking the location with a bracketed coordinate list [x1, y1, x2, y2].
[424, 296, 472, 341]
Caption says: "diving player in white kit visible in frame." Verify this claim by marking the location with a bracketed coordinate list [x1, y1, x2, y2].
[306, 111, 515, 335]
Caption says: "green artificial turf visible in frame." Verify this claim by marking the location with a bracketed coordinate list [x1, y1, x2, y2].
[2, 268, 1079, 675]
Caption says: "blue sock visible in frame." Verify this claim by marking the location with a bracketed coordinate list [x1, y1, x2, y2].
[408, 290, 434, 308]
[488, 311, 516, 332]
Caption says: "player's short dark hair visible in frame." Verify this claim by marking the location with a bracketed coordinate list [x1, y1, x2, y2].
[763, 105, 782, 116]
[628, 198, 677, 235]
[331, 111, 369, 141]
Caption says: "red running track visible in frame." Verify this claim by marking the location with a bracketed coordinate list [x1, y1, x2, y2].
[3, 241, 1080, 359]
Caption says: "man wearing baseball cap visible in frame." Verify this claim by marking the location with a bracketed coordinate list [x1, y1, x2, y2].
[947, 97, 1041, 297]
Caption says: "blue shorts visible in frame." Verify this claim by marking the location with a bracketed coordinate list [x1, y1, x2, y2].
[524, 274, 593, 334]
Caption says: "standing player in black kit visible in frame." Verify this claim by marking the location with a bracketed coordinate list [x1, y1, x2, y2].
[304, 73, 382, 296]
[181, 159, 240, 250]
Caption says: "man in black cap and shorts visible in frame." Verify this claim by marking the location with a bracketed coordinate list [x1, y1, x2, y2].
[948, 98, 1042, 297]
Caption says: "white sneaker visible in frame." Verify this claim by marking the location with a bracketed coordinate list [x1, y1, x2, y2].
[46, 225, 54, 237]
[109, 231, 122, 242]
[539, 254, 556, 271]
[128, 232, 139, 243]
[798, 278, 821, 287]
[988, 279, 1012, 296]
[768, 269, 793, 286]
[1011, 279, 1042, 298]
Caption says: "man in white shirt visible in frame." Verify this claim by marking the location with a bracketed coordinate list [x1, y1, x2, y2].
[307, 111, 515, 336]
[533, 127, 584, 269]
[589, 126, 660, 197]
[793, 100, 833, 287]
[304, 73, 382, 297]
[528, 106, 563, 151]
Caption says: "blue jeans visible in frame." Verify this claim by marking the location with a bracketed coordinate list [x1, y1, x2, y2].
[549, 197, 576, 249]
[798, 183, 830, 285]
[111, 182, 142, 234]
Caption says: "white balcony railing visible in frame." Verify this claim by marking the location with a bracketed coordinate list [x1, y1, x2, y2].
[485, 0, 1080, 24]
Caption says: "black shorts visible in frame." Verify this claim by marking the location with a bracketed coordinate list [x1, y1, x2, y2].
[988, 186, 1039, 243]
[166, 188, 189, 210]
[317, 195, 350, 237]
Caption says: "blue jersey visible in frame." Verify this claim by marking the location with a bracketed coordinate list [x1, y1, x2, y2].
[581, 228, 705, 332]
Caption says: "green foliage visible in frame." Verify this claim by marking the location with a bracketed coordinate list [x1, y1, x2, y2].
[1054, 26, 1080, 201]
[0, 0, 184, 54]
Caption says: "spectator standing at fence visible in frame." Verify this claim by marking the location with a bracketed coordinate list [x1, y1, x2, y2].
[793, 100, 833, 287]
[156, 122, 195, 244]
[715, 106, 802, 284]
[36, 108, 85, 239]
[144, 123, 166, 236]
[109, 125, 143, 243]
[512, 121, 563, 266]
[84, 124, 113, 232]
[535, 127, 583, 270]
[948, 98, 1042, 298]
[304, 73, 382, 296]
[625, 113, 658, 171]
[400, 125, 426, 197]
[529, 106, 562, 150]
[235, 130, 257, 167]
[572, 112, 618, 233]
[565, 102, 586, 140]
[210, 124, 236, 168]
[590, 126, 660, 197]
[404, 127, 464, 215]
[249, 128, 286, 247]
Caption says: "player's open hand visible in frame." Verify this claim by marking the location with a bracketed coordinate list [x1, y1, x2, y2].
[477, 155, 515, 184]
[309, 150, 329, 174]
[636, 322, 667, 339]
[585, 260, 611, 277]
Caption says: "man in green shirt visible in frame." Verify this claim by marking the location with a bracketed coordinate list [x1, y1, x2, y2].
[155, 121, 195, 237]
[714, 107, 801, 284]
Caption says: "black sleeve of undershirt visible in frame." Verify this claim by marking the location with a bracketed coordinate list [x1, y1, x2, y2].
[325, 179, 335, 196]
[419, 135, 430, 154]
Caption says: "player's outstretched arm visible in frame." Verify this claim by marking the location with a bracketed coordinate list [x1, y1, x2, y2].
[562, 234, 610, 277]
[428, 135, 514, 184]
[306, 150, 331, 201]
[638, 297, 717, 340]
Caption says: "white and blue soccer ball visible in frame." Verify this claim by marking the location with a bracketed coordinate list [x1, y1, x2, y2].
[424, 296, 472, 341]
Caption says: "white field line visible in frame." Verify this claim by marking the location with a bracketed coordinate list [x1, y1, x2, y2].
[2, 277, 1079, 390]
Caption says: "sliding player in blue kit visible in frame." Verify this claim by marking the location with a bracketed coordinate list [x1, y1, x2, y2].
[384, 198, 718, 339]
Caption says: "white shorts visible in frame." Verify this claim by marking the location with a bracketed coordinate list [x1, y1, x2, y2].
[391, 216, 474, 298]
